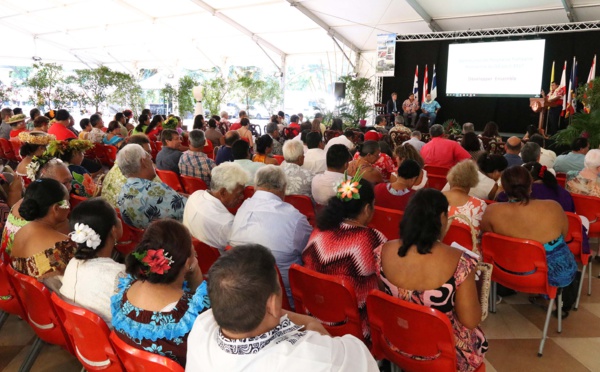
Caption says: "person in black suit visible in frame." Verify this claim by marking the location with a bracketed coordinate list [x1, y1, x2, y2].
[386, 92, 400, 123]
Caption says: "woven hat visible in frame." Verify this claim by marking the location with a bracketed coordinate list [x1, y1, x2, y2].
[18, 131, 55, 145]
[6, 114, 26, 124]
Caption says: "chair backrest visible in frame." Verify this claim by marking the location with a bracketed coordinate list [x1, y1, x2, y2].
[273, 155, 284, 165]
[442, 222, 474, 251]
[283, 127, 299, 140]
[289, 264, 363, 341]
[284, 195, 316, 227]
[0, 138, 17, 162]
[103, 145, 118, 167]
[0, 261, 25, 318]
[115, 209, 144, 256]
[426, 174, 447, 191]
[179, 175, 208, 194]
[244, 185, 255, 199]
[424, 165, 451, 177]
[109, 332, 184, 372]
[191, 238, 221, 278]
[6, 264, 73, 353]
[51, 293, 123, 371]
[368, 206, 403, 240]
[275, 265, 292, 311]
[555, 172, 567, 188]
[367, 290, 458, 371]
[69, 194, 88, 210]
[571, 193, 600, 235]
[565, 212, 590, 265]
[155, 169, 184, 193]
[481, 232, 556, 298]
[10, 140, 22, 161]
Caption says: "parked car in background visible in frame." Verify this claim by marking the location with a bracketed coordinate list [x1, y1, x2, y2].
[220, 102, 240, 118]
[247, 105, 270, 120]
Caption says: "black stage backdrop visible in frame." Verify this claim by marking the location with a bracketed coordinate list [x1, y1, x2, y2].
[381, 29, 600, 134]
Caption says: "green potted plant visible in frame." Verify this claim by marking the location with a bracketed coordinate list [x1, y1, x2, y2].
[338, 75, 374, 127]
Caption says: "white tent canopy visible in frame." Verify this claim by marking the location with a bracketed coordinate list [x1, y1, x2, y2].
[2, 0, 600, 75]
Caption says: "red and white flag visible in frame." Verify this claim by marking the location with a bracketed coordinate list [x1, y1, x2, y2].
[422, 65, 429, 103]
[559, 61, 567, 113]
[565, 57, 576, 118]
[584, 55, 596, 113]
[412, 65, 419, 102]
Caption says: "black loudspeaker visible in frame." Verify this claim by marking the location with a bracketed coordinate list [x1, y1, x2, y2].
[334, 82, 346, 99]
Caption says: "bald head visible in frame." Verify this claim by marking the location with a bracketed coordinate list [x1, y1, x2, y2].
[506, 136, 522, 154]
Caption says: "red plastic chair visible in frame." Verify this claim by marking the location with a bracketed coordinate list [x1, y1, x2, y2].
[284, 195, 316, 227]
[276, 265, 293, 311]
[289, 264, 363, 341]
[565, 212, 591, 309]
[0, 260, 26, 324]
[109, 331, 184, 372]
[103, 145, 118, 167]
[555, 172, 567, 188]
[427, 174, 448, 191]
[69, 194, 88, 210]
[273, 155, 284, 165]
[283, 127, 299, 140]
[155, 169, 184, 193]
[442, 222, 475, 251]
[10, 140, 22, 161]
[424, 165, 451, 177]
[367, 290, 485, 372]
[0, 140, 7, 161]
[481, 232, 561, 356]
[180, 175, 208, 194]
[51, 293, 124, 371]
[572, 193, 600, 238]
[0, 138, 18, 163]
[192, 238, 221, 279]
[115, 209, 144, 256]
[368, 206, 403, 240]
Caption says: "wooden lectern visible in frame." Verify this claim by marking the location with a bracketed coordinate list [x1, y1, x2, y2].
[530, 97, 550, 132]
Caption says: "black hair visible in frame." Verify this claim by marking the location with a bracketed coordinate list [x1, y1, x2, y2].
[477, 153, 508, 174]
[300, 121, 312, 133]
[330, 118, 343, 131]
[255, 134, 273, 154]
[526, 124, 539, 138]
[240, 118, 250, 127]
[529, 134, 545, 147]
[55, 109, 70, 121]
[141, 109, 151, 117]
[523, 161, 558, 190]
[398, 189, 448, 257]
[13, 108, 22, 115]
[145, 115, 163, 134]
[572, 137, 589, 151]
[300, 129, 311, 144]
[290, 114, 299, 123]
[316, 179, 374, 231]
[224, 131, 240, 146]
[375, 115, 385, 125]
[29, 108, 40, 120]
[357, 140, 380, 157]
[160, 129, 178, 144]
[19, 178, 67, 221]
[34, 116, 49, 128]
[378, 140, 393, 158]
[278, 111, 285, 117]
[114, 112, 125, 122]
[482, 121, 500, 138]
[20, 142, 45, 158]
[125, 219, 192, 283]
[127, 134, 150, 146]
[461, 132, 481, 152]
[232, 140, 250, 160]
[270, 114, 279, 123]
[207, 244, 279, 333]
[135, 114, 149, 133]
[397, 159, 421, 179]
[69, 198, 119, 260]
[211, 115, 221, 122]
[193, 114, 205, 130]
[79, 118, 91, 131]
[501, 165, 532, 204]
[326, 144, 351, 169]
[208, 118, 217, 128]
[306, 132, 322, 149]
[90, 114, 102, 127]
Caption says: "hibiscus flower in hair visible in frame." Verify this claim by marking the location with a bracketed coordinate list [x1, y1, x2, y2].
[141, 249, 174, 275]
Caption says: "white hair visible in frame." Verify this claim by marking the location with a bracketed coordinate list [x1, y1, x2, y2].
[584, 149, 600, 170]
[117, 144, 148, 177]
[255, 165, 286, 191]
[210, 162, 249, 193]
[282, 140, 304, 162]
[220, 111, 228, 118]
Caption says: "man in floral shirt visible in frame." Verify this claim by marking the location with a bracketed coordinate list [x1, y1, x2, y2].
[280, 140, 314, 197]
[116, 144, 187, 229]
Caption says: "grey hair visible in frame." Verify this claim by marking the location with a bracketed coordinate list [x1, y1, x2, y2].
[220, 111, 228, 118]
[411, 130, 421, 138]
[430, 124, 444, 137]
[520, 142, 541, 163]
[210, 162, 249, 193]
[254, 165, 286, 191]
[394, 115, 404, 124]
[584, 149, 600, 170]
[117, 144, 148, 177]
[462, 122, 475, 133]
[282, 140, 304, 162]
[38, 158, 67, 179]
[266, 122, 278, 134]
[189, 129, 206, 149]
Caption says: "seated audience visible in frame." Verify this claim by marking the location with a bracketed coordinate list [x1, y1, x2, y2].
[311, 144, 351, 205]
[33, 115, 50, 132]
[461, 132, 485, 161]
[26, 108, 39, 131]
[354, 133, 396, 182]
[373, 115, 388, 134]
[472, 153, 508, 200]
[303, 132, 326, 174]
[102, 121, 125, 147]
[144, 114, 164, 139]
[156, 129, 183, 174]
[324, 129, 355, 153]
[375, 188, 487, 372]
[60, 198, 124, 325]
[229, 165, 312, 304]
[393, 143, 427, 190]
[462, 122, 484, 150]
[374, 159, 420, 210]
[131, 114, 150, 136]
[566, 148, 600, 197]
[554, 137, 589, 173]
[529, 134, 556, 169]
[229, 111, 246, 131]
[178, 130, 216, 187]
[111, 219, 208, 368]
[8, 114, 27, 138]
[347, 141, 383, 184]
[183, 163, 248, 251]
[186, 245, 378, 371]
[10, 178, 76, 280]
[504, 136, 524, 167]
[205, 118, 224, 147]
[232, 140, 265, 186]
[265, 122, 283, 155]
[479, 121, 502, 143]
[237, 118, 254, 147]
[388, 115, 412, 135]
[193, 114, 206, 130]
[405, 130, 426, 152]
[15, 132, 54, 186]
[281, 140, 314, 197]
[78, 118, 91, 140]
[48, 139, 96, 197]
[482, 166, 577, 291]
[116, 144, 186, 229]
[421, 124, 471, 168]
[88, 114, 106, 143]
[253, 135, 278, 165]
[48, 109, 77, 141]
[303, 177, 387, 340]
[215, 131, 240, 165]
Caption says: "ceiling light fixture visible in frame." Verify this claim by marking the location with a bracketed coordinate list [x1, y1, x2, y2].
[32, 56, 42, 61]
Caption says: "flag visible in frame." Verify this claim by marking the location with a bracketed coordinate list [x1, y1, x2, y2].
[422, 65, 429, 103]
[412, 65, 419, 102]
[431, 64, 437, 100]
[550, 61, 555, 88]
[565, 57, 576, 118]
[559, 61, 567, 115]
[584, 55, 596, 113]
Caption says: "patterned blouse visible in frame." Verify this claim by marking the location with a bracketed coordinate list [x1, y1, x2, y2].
[351, 152, 395, 182]
[0, 210, 26, 257]
[111, 276, 211, 367]
[11, 239, 77, 279]
[565, 171, 600, 197]
[117, 177, 187, 229]
[281, 162, 314, 197]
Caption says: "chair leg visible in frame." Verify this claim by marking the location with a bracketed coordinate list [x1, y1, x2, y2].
[575, 264, 586, 310]
[391, 363, 402, 372]
[589, 260, 593, 296]
[0, 311, 10, 331]
[18, 337, 44, 372]
[557, 290, 563, 334]
[538, 298, 554, 357]
[490, 281, 497, 314]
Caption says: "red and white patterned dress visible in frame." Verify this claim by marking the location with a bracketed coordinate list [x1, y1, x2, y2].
[302, 223, 387, 341]
[352, 152, 396, 182]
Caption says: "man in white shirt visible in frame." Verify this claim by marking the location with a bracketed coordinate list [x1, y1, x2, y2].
[186, 245, 379, 372]
[232, 139, 265, 185]
[281, 140, 314, 197]
[324, 129, 355, 153]
[229, 166, 312, 304]
[302, 132, 326, 174]
[312, 144, 351, 205]
[529, 134, 557, 169]
[183, 162, 248, 251]
[404, 131, 426, 152]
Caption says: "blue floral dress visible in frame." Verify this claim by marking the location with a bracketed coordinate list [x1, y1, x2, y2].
[110, 276, 210, 367]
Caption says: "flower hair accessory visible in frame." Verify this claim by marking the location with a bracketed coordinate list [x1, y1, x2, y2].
[45, 139, 94, 157]
[25, 155, 54, 181]
[70, 223, 102, 249]
[133, 249, 174, 275]
[336, 171, 363, 201]
[19, 131, 55, 145]
[538, 165, 547, 178]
